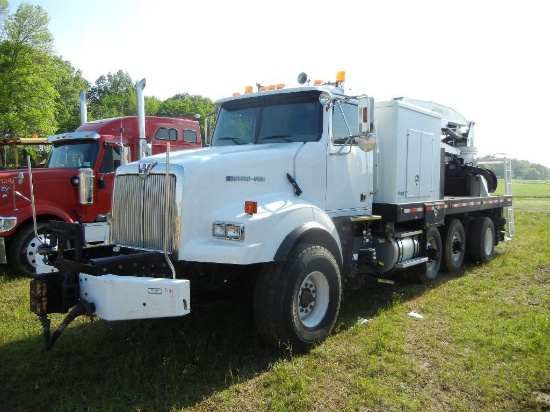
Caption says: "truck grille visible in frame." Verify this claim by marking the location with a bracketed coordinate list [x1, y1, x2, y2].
[111, 174, 179, 254]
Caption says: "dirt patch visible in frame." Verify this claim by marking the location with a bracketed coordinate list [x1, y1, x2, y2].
[533, 390, 550, 408]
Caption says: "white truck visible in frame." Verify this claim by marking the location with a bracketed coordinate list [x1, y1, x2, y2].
[30, 72, 513, 352]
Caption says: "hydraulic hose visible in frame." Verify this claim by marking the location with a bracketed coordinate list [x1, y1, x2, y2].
[40, 300, 95, 351]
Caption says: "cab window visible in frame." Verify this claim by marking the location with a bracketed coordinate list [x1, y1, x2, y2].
[183, 130, 198, 143]
[155, 127, 178, 141]
[47, 141, 100, 168]
[100, 145, 122, 173]
[332, 102, 359, 144]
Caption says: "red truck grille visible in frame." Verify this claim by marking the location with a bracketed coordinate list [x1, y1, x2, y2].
[111, 174, 178, 255]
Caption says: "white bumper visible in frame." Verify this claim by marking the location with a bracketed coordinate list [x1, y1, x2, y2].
[79, 274, 190, 321]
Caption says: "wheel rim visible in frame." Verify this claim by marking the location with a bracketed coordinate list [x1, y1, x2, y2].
[483, 226, 494, 255]
[25, 232, 48, 268]
[426, 237, 439, 270]
[297, 271, 329, 328]
[450, 231, 464, 264]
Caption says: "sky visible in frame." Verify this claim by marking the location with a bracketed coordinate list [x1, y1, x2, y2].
[9, 0, 550, 167]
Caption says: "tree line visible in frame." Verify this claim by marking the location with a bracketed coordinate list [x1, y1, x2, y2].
[478, 156, 549, 180]
[0, 1, 214, 147]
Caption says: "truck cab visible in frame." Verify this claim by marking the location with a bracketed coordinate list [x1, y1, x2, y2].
[0, 115, 202, 276]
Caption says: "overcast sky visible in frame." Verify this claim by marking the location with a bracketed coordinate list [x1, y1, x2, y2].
[10, 0, 550, 167]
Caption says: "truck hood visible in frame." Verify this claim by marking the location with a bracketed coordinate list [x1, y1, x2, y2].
[141, 143, 299, 166]
[123, 142, 326, 208]
[130, 143, 314, 187]
[0, 168, 79, 214]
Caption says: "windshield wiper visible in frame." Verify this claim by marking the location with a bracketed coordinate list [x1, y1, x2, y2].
[218, 136, 247, 145]
[262, 135, 293, 142]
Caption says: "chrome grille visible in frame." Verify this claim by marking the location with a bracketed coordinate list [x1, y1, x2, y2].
[111, 174, 178, 254]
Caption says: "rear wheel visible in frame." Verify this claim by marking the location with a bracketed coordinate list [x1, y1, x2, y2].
[253, 243, 341, 352]
[407, 227, 442, 283]
[440, 219, 466, 273]
[467, 217, 495, 263]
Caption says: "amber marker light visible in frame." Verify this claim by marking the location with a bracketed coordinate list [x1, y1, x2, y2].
[277, 84, 285, 89]
[336, 71, 346, 82]
[232, 92, 241, 96]
[363, 107, 369, 123]
[245, 86, 253, 94]
[245, 201, 258, 215]
[259, 86, 268, 92]
[268, 84, 277, 90]
[314, 79, 323, 85]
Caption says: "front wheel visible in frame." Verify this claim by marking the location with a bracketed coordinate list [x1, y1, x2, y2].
[253, 243, 341, 352]
[9, 222, 49, 277]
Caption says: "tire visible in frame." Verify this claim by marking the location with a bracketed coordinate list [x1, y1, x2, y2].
[407, 227, 442, 283]
[440, 218, 466, 273]
[9, 222, 49, 277]
[253, 243, 341, 352]
[467, 217, 495, 263]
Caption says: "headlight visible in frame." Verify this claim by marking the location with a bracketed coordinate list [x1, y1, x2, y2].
[0, 217, 17, 233]
[212, 222, 245, 241]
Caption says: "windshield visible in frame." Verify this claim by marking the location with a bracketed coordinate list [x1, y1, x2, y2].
[212, 91, 323, 146]
[47, 141, 100, 168]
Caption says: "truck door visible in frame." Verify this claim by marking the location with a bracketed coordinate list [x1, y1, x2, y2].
[406, 129, 435, 198]
[326, 102, 373, 214]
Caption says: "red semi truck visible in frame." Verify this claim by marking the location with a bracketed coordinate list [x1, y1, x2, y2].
[0, 79, 202, 275]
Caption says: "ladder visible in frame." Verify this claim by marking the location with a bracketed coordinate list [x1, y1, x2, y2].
[503, 156, 515, 238]
[476, 154, 515, 239]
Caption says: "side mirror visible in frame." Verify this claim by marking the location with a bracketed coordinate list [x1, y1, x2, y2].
[357, 96, 376, 152]
[358, 96, 375, 134]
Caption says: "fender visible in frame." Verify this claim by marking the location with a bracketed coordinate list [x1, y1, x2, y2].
[180, 193, 342, 266]
[1, 203, 75, 238]
[274, 221, 343, 267]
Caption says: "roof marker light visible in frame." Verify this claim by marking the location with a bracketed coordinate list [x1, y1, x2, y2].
[267, 84, 276, 90]
[336, 71, 346, 82]
[277, 83, 285, 89]
[232, 92, 241, 96]
[314, 80, 323, 85]
[245, 86, 253, 94]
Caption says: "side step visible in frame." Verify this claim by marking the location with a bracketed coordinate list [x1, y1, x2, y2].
[395, 256, 428, 270]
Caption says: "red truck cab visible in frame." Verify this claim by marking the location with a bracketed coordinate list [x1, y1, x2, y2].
[0, 115, 202, 275]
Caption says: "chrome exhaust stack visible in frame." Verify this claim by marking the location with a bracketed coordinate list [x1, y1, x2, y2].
[80, 91, 87, 125]
[136, 78, 147, 160]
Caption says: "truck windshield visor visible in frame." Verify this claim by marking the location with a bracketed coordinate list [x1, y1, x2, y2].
[47, 141, 100, 169]
[212, 91, 323, 146]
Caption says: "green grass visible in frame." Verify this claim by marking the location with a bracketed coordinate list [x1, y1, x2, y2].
[1, 182, 549, 411]
[494, 179, 549, 198]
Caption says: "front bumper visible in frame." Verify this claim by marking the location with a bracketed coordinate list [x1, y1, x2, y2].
[79, 274, 190, 320]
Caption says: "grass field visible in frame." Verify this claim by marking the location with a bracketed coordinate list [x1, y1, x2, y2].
[0, 181, 549, 411]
